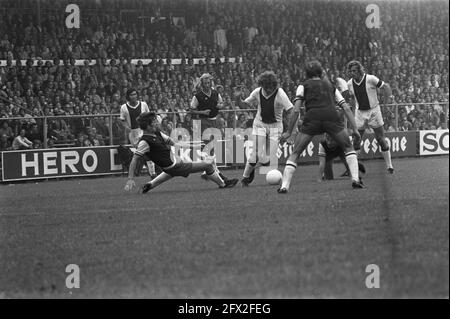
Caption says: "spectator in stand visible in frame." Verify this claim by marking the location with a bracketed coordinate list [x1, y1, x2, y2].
[0, 133, 11, 151]
[0, 0, 448, 142]
[12, 128, 33, 150]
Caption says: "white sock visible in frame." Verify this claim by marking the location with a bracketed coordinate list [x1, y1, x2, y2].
[207, 170, 225, 187]
[381, 149, 393, 169]
[149, 172, 172, 188]
[146, 161, 156, 175]
[243, 161, 257, 178]
[281, 160, 297, 190]
[345, 152, 359, 182]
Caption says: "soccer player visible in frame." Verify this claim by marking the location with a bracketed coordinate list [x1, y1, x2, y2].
[346, 60, 394, 174]
[120, 88, 157, 177]
[190, 73, 230, 182]
[124, 112, 239, 193]
[235, 71, 293, 187]
[318, 133, 366, 181]
[190, 73, 224, 132]
[278, 60, 365, 193]
[334, 75, 366, 177]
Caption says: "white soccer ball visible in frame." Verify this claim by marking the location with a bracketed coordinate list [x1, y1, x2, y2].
[266, 169, 282, 185]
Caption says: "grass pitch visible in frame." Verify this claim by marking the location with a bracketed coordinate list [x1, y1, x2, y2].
[0, 157, 448, 298]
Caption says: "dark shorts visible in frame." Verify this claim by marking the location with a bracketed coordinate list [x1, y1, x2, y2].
[300, 108, 345, 136]
[163, 162, 193, 177]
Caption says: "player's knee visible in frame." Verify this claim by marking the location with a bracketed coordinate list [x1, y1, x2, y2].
[204, 163, 215, 175]
[248, 152, 258, 164]
[376, 136, 389, 151]
[380, 144, 389, 152]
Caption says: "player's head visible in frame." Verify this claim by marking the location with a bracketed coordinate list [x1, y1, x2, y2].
[137, 112, 159, 131]
[126, 88, 138, 103]
[305, 60, 323, 79]
[257, 71, 278, 95]
[198, 73, 213, 91]
[347, 60, 365, 79]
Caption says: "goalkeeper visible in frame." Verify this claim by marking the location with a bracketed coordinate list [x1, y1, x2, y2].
[124, 112, 238, 193]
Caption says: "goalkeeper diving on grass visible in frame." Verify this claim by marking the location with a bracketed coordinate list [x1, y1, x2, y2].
[124, 112, 238, 193]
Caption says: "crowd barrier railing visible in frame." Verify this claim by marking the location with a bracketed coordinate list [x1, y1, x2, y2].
[0, 102, 448, 150]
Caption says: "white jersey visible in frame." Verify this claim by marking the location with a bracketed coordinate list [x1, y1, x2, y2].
[244, 87, 293, 123]
[119, 101, 150, 128]
[335, 77, 349, 93]
[347, 74, 385, 110]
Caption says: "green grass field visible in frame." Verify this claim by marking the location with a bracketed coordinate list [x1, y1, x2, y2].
[0, 157, 448, 298]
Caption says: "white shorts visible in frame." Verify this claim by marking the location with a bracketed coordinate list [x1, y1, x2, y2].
[355, 106, 384, 130]
[252, 118, 283, 141]
[128, 128, 143, 146]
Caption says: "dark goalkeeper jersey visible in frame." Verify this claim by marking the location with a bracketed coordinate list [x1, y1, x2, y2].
[135, 131, 174, 168]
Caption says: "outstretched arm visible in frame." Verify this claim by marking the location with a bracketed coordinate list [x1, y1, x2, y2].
[287, 100, 302, 135]
[124, 154, 140, 190]
[128, 154, 140, 179]
[318, 156, 326, 182]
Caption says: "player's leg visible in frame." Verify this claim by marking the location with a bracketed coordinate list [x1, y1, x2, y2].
[146, 160, 157, 177]
[137, 127, 156, 177]
[191, 162, 237, 188]
[242, 124, 265, 186]
[278, 132, 314, 193]
[352, 110, 366, 155]
[331, 128, 365, 188]
[260, 122, 282, 173]
[142, 172, 173, 193]
[373, 121, 393, 173]
[201, 121, 230, 182]
[324, 157, 335, 180]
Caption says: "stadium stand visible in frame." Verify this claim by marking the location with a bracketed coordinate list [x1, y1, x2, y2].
[0, 0, 448, 148]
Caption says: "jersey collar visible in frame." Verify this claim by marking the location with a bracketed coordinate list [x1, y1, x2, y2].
[353, 74, 366, 86]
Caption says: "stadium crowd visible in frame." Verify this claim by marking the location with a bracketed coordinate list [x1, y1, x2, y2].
[0, 0, 448, 150]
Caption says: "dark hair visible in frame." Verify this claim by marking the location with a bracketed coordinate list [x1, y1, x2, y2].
[137, 112, 157, 130]
[126, 88, 138, 101]
[347, 60, 364, 73]
[305, 60, 323, 78]
[257, 71, 278, 91]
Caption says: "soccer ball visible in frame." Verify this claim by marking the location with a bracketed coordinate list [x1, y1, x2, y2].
[266, 169, 282, 185]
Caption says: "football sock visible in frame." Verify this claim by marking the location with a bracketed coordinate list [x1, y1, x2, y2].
[381, 149, 393, 169]
[149, 172, 172, 188]
[345, 151, 359, 182]
[146, 161, 156, 175]
[281, 160, 297, 190]
[243, 162, 257, 178]
[207, 170, 225, 187]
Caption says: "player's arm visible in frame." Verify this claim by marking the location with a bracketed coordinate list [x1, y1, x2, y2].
[318, 156, 326, 182]
[189, 96, 210, 116]
[341, 89, 351, 102]
[281, 85, 303, 141]
[346, 80, 356, 107]
[285, 99, 302, 139]
[119, 105, 131, 130]
[336, 89, 360, 138]
[125, 140, 149, 191]
[235, 88, 258, 109]
[371, 75, 393, 103]
[279, 88, 294, 124]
